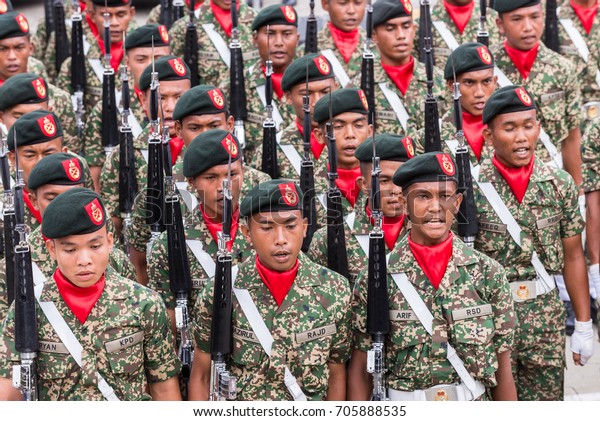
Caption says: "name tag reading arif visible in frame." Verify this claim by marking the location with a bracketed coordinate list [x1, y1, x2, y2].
[104, 331, 143, 354]
[389, 310, 418, 321]
[452, 304, 493, 321]
[296, 324, 336, 344]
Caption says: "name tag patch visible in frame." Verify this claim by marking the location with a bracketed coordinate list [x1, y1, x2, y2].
[233, 326, 260, 343]
[197, 50, 220, 60]
[376, 110, 398, 121]
[296, 323, 336, 343]
[389, 310, 418, 321]
[540, 91, 566, 106]
[536, 212, 562, 229]
[479, 221, 507, 234]
[433, 47, 452, 57]
[247, 112, 266, 125]
[85, 86, 102, 97]
[452, 304, 493, 321]
[105, 331, 143, 353]
[39, 340, 69, 354]
[192, 279, 206, 290]
[560, 46, 579, 56]
[243, 50, 260, 62]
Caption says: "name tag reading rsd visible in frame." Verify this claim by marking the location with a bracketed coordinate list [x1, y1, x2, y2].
[451, 304, 493, 321]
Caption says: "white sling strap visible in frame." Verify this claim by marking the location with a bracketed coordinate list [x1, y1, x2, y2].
[432, 21, 460, 51]
[277, 131, 303, 176]
[232, 270, 307, 401]
[176, 181, 198, 214]
[321, 49, 350, 88]
[33, 270, 120, 401]
[559, 18, 600, 87]
[256, 84, 284, 130]
[185, 239, 216, 278]
[378, 82, 409, 131]
[390, 272, 486, 400]
[87, 58, 105, 84]
[115, 91, 143, 138]
[202, 23, 231, 68]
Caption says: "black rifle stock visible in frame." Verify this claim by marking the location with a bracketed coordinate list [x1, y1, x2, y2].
[53, 1, 70, 75]
[305, 0, 318, 54]
[173, 0, 185, 23]
[101, 2, 120, 158]
[70, 4, 86, 140]
[361, 0, 375, 126]
[422, 1, 442, 152]
[261, 29, 279, 179]
[0, 135, 15, 306]
[477, 0, 489, 46]
[230, 0, 248, 152]
[160, 0, 173, 29]
[418, 0, 434, 65]
[300, 61, 317, 253]
[184, 0, 200, 87]
[544, 0, 560, 53]
[44, 0, 55, 43]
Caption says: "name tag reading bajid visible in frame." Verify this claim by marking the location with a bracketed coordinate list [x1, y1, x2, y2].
[452, 304, 493, 321]
[105, 331, 143, 353]
[296, 324, 336, 343]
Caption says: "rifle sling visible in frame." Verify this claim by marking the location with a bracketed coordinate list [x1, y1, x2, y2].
[255, 83, 284, 129]
[432, 21, 460, 51]
[185, 239, 216, 278]
[377, 82, 409, 131]
[202, 23, 231, 68]
[321, 49, 350, 88]
[558, 18, 600, 86]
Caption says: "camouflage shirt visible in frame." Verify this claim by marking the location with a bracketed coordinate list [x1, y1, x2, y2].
[317, 24, 371, 85]
[191, 252, 352, 401]
[0, 270, 181, 400]
[48, 81, 82, 155]
[352, 235, 516, 390]
[473, 156, 584, 281]
[437, 110, 493, 165]
[581, 119, 600, 193]
[27, 56, 50, 82]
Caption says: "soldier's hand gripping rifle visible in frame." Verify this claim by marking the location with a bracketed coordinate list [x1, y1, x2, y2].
[544, 0, 560, 53]
[300, 60, 317, 253]
[101, 0, 120, 158]
[366, 131, 389, 402]
[53, 1, 71, 76]
[0, 134, 15, 307]
[326, 91, 350, 279]
[230, 0, 248, 152]
[261, 28, 279, 179]
[421, 1, 442, 152]
[209, 145, 237, 401]
[476, 0, 489, 47]
[418, 0, 434, 65]
[70, 3, 86, 140]
[305, 0, 318, 55]
[184, 0, 199, 87]
[361, 0, 375, 126]
[451, 61, 478, 247]
[11, 136, 39, 401]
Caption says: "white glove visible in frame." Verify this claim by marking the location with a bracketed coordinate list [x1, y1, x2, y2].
[589, 264, 600, 302]
[570, 320, 595, 365]
[554, 274, 570, 301]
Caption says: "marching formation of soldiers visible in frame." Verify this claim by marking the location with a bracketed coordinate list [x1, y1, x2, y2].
[0, 0, 598, 402]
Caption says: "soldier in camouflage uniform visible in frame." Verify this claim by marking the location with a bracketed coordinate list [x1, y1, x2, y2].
[0, 73, 81, 154]
[188, 179, 352, 400]
[309, 134, 414, 288]
[168, 0, 258, 89]
[0, 188, 182, 400]
[147, 1, 204, 26]
[492, 0, 584, 188]
[475, 86, 594, 400]
[348, 151, 517, 401]
[349, 0, 447, 145]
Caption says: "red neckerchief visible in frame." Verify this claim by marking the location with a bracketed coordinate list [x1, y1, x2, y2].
[23, 190, 42, 224]
[492, 153, 534, 204]
[186, 0, 204, 8]
[366, 204, 405, 250]
[571, 0, 598, 34]
[79, 1, 87, 12]
[443, 0, 475, 34]
[462, 111, 486, 161]
[260, 64, 284, 100]
[381, 56, 415, 96]
[334, 166, 361, 207]
[0, 79, 4, 87]
[53, 268, 105, 324]
[96, 39, 124, 72]
[504, 40, 539, 80]
[408, 232, 453, 290]
[133, 85, 144, 104]
[256, 255, 298, 307]
[200, 204, 239, 251]
[295, 118, 325, 160]
[328, 22, 359, 64]
[85, 13, 99, 40]
[210, 0, 240, 38]
[169, 136, 185, 165]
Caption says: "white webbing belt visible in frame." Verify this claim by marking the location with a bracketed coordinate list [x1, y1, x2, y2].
[432, 21, 460, 51]
[232, 271, 307, 401]
[390, 273, 486, 401]
[256, 84, 284, 130]
[88, 58, 105, 85]
[321, 49, 350, 88]
[378, 82, 409, 131]
[276, 132, 302, 177]
[33, 268, 120, 401]
[202, 23, 231, 68]
[185, 239, 216, 278]
[493, 66, 563, 168]
[559, 18, 600, 87]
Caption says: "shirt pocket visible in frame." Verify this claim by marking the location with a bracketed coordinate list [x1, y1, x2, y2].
[102, 327, 144, 376]
[295, 332, 332, 397]
[450, 314, 496, 379]
[37, 344, 77, 399]
[388, 317, 428, 379]
[231, 326, 265, 393]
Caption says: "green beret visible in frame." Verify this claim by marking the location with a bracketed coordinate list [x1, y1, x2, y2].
[252, 4, 298, 31]
[7, 110, 63, 151]
[282, 53, 334, 92]
[373, 0, 413, 27]
[482, 85, 537, 125]
[42, 188, 107, 239]
[90, 0, 132, 6]
[183, 129, 242, 178]
[125, 24, 170, 50]
[493, 0, 540, 13]
[173, 85, 228, 121]
[0, 12, 29, 39]
[354, 134, 416, 163]
[393, 152, 458, 190]
[139, 55, 191, 91]
[28, 153, 86, 191]
[240, 179, 303, 218]
[313, 88, 369, 125]
[0, 73, 49, 111]
[444, 43, 494, 80]
[0, 1, 14, 14]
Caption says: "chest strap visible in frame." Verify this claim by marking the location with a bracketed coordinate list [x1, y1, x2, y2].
[377, 82, 409, 131]
[202, 23, 231, 68]
[432, 21, 460, 51]
[321, 49, 350, 88]
[559, 18, 600, 87]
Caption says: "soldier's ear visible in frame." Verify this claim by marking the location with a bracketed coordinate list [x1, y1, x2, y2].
[174, 120, 183, 138]
[356, 175, 369, 196]
[46, 239, 56, 261]
[106, 231, 114, 254]
[313, 127, 326, 145]
[227, 115, 235, 131]
[29, 192, 40, 211]
[240, 222, 251, 244]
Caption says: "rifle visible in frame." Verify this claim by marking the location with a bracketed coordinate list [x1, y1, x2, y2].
[53, 1, 70, 75]
[101, 0, 120, 158]
[304, 0, 318, 54]
[418, 0, 434, 65]
[361, 0, 375, 126]
[11, 137, 39, 401]
[209, 140, 237, 401]
[261, 28, 279, 179]
[70, 3, 86, 140]
[451, 60, 478, 247]
[184, 0, 199, 87]
[421, 0, 442, 152]
[173, 0, 186, 23]
[230, 0, 248, 151]
[300, 59, 316, 253]
[44, 0, 55, 43]
[476, 0, 489, 47]
[543, 0, 560, 53]
[325, 90, 350, 279]
[160, 0, 173, 29]
[366, 129, 389, 402]
[0, 134, 15, 306]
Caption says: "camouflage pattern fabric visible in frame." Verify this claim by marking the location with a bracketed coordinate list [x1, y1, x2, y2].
[0, 270, 181, 400]
[28, 56, 50, 82]
[191, 252, 352, 400]
[352, 235, 516, 391]
[317, 24, 372, 84]
[49, 82, 83, 155]
[147, 5, 161, 25]
[491, 42, 583, 160]
[581, 119, 600, 193]
[436, 110, 493, 165]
